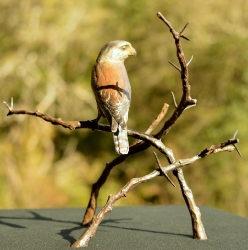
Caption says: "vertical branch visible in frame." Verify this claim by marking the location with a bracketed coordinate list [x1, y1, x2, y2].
[173, 169, 207, 240]
[157, 12, 205, 240]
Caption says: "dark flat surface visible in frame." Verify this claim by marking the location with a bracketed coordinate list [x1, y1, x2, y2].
[0, 205, 248, 249]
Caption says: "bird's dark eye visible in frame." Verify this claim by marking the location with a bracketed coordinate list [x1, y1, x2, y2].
[121, 45, 128, 50]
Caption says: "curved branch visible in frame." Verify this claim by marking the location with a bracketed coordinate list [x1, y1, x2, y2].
[3, 13, 195, 157]
[3, 99, 175, 161]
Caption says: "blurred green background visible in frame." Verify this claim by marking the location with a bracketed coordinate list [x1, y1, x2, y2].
[1, 0, 248, 217]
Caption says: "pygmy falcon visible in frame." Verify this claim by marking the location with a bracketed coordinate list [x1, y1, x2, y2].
[91, 40, 137, 154]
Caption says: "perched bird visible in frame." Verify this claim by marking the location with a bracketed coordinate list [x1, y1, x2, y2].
[91, 40, 137, 154]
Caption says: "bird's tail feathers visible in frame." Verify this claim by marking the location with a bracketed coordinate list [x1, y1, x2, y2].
[113, 126, 129, 154]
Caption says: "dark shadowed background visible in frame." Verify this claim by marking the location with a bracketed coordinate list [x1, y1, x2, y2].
[1, 0, 248, 217]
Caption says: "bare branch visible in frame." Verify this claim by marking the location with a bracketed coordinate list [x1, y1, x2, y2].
[82, 12, 196, 225]
[158, 138, 238, 175]
[3, 11, 196, 148]
[155, 12, 197, 139]
[1, 99, 102, 132]
[198, 139, 238, 158]
[173, 168, 207, 240]
[131, 103, 169, 146]
[3, 99, 176, 160]
[72, 170, 160, 248]
[4, 14, 239, 246]
[3, 97, 176, 228]
[157, 12, 175, 32]
[145, 103, 169, 135]
[73, 136, 238, 247]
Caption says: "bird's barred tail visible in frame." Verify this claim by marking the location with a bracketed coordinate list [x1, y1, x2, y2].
[113, 126, 129, 154]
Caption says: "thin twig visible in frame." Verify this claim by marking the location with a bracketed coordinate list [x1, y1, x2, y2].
[3, 99, 82, 130]
[180, 22, 189, 34]
[231, 130, 242, 157]
[187, 55, 194, 66]
[158, 139, 238, 174]
[131, 103, 169, 146]
[179, 22, 190, 41]
[168, 61, 181, 72]
[153, 152, 176, 187]
[171, 92, 178, 108]
[72, 170, 160, 248]
[3, 99, 176, 161]
[145, 103, 169, 135]
[155, 12, 197, 139]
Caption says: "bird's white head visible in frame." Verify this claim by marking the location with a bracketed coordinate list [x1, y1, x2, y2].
[97, 40, 137, 63]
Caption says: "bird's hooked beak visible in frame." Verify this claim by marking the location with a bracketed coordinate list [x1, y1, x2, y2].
[128, 46, 137, 56]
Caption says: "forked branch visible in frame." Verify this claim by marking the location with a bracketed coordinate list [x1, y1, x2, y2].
[3, 99, 174, 160]
[3, 12, 199, 228]
[3, 12, 240, 250]
[71, 136, 239, 248]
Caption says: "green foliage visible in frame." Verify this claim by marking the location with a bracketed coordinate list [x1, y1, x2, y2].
[1, 0, 248, 217]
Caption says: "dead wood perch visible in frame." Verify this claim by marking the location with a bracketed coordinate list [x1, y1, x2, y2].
[3, 11, 241, 249]
[81, 11, 198, 227]
[71, 136, 239, 248]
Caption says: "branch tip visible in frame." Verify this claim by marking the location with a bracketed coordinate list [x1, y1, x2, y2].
[181, 35, 190, 41]
[234, 144, 242, 157]
[168, 61, 181, 72]
[153, 151, 162, 168]
[3, 98, 14, 114]
[187, 55, 194, 66]
[178, 22, 190, 41]
[232, 130, 238, 139]
[171, 92, 178, 108]
[157, 12, 162, 18]
[230, 131, 241, 157]
[157, 12, 173, 30]
[180, 22, 190, 34]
